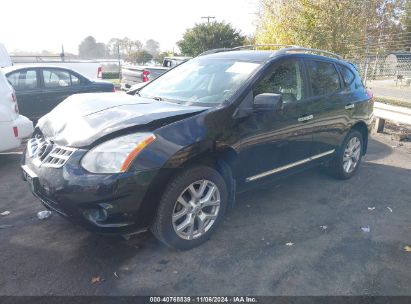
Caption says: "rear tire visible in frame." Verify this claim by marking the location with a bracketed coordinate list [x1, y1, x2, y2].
[330, 130, 363, 180]
[151, 165, 228, 250]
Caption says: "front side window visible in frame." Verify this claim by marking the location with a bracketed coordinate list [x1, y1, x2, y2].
[7, 70, 38, 91]
[138, 58, 261, 105]
[254, 60, 304, 103]
[307, 60, 340, 96]
[42, 69, 71, 88]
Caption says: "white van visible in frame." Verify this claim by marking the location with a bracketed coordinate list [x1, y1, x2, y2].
[0, 70, 33, 152]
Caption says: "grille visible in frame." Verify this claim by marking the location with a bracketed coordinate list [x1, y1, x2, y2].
[27, 135, 77, 168]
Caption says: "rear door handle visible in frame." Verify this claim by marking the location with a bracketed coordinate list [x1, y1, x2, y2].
[345, 103, 355, 110]
[298, 114, 314, 122]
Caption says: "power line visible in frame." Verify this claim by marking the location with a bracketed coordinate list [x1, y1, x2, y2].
[201, 16, 216, 24]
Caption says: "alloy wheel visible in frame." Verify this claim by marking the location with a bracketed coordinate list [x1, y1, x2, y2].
[342, 136, 361, 174]
[172, 180, 221, 240]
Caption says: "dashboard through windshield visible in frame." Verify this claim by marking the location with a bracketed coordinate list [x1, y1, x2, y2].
[138, 58, 261, 105]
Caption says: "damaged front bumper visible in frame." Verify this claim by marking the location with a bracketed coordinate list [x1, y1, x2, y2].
[21, 146, 159, 234]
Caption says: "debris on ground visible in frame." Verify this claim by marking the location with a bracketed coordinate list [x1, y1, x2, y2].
[114, 272, 119, 279]
[367, 207, 376, 211]
[361, 226, 371, 233]
[386, 207, 393, 213]
[1, 211, 11, 216]
[320, 225, 328, 230]
[0, 224, 13, 229]
[173, 270, 178, 274]
[122, 234, 131, 241]
[91, 276, 104, 284]
[37, 210, 52, 220]
[404, 246, 411, 252]
[285, 242, 294, 246]
[261, 237, 265, 241]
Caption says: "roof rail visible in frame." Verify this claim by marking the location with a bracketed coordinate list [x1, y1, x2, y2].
[197, 45, 343, 61]
[275, 47, 342, 60]
[197, 48, 232, 56]
[231, 44, 300, 50]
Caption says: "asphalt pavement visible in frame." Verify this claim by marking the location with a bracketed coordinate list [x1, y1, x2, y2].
[0, 134, 410, 296]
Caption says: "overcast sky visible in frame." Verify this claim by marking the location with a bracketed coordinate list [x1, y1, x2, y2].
[1, 0, 260, 54]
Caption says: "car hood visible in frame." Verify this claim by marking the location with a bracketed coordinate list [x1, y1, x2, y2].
[37, 93, 208, 147]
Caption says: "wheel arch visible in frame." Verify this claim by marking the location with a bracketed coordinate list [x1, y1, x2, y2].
[351, 121, 369, 154]
[172, 147, 238, 208]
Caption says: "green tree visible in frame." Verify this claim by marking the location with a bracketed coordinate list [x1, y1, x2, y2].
[156, 51, 173, 63]
[120, 37, 143, 59]
[129, 50, 153, 64]
[405, 0, 411, 48]
[144, 39, 160, 56]
[106, 37, 143, 60]
[78, 36, 107, 58]
[106, 38, 122, 58]
[177, 21, 245, 56]
[255, 0, 407, 57]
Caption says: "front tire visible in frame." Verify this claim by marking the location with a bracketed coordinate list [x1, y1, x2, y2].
[330, 130, 363, 179]
[151, 166, 228, 250]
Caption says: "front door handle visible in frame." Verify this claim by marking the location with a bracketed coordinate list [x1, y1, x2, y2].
[298, 114, 314, 122]
[345, 103, 355, 110]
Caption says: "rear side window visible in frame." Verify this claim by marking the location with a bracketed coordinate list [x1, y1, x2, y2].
[337, 64, 355, 86]
[307, 60, 340, 96]
[7, 70, 38, 91]
[71, 74, 81, 85]
[42, 69, 71, 88]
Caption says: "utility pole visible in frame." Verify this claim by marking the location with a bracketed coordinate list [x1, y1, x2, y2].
[60, 44, 65, 62]
[117, 43, 122, 82]
[363, 37, 371, 86]
[201, 16, 215, 24]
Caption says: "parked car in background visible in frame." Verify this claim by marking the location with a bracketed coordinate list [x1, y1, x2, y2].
[21, 46, 373, 250]
[121, 56, 191, 90]
[162, 56, 192, 68]
[1, 42, 106, 80]
[0, 70, 33, 152]
[1, 65, 115, 121]
[15, 61, 105, 80]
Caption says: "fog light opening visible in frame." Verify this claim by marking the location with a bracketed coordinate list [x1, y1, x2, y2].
[83, 208, 108, 223]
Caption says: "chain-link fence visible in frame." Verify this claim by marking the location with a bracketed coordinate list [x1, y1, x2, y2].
[344, 31, 411, 89]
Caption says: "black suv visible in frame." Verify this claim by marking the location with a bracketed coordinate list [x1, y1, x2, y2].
[21, 46, 374, 249]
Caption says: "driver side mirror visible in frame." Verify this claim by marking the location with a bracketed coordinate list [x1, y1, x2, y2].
[254, 93, 283, 112]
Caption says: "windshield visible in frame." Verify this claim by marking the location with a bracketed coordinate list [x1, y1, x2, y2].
[138, 58, 261, 105]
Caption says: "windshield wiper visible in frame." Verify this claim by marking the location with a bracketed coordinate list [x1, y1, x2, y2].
[144, 95, 180, 103]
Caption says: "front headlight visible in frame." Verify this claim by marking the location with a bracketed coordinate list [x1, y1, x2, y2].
[81, 133, 156, 173]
